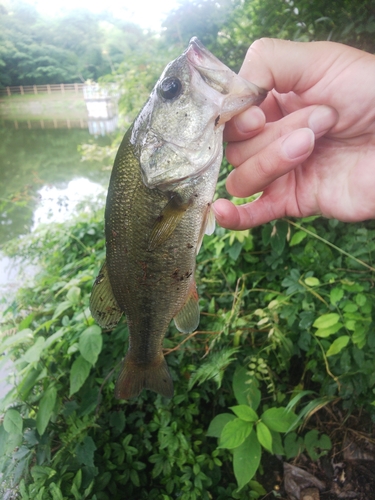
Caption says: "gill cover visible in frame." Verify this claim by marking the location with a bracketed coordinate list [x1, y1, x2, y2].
[131, 37, 267, 190]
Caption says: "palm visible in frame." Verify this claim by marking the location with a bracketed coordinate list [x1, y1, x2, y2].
[264, 133, 375, 222]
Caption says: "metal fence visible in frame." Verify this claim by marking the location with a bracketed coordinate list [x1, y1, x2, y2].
[0, 83, 85, 97]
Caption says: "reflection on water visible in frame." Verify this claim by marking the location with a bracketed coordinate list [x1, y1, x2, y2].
[32, 178, 105, 228]
[0, 126, 112, 242]
[0, 83, 119, 137]
[3, 116, 119, 136]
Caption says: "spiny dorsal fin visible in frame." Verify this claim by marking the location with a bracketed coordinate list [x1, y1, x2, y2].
[89, 261, 122, 330]
[148, 194, 191, 251]
[173, 281, 200, 333]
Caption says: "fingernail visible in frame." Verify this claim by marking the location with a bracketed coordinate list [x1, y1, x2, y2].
[282, 128, 314, 160]
[308, 105, 338, 135]
[235, 106, 265, 133]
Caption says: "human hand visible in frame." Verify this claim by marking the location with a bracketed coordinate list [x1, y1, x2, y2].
[213, 38, 375, 229]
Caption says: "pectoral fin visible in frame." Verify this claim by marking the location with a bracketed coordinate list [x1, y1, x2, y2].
[89, 261, 122, 330]
[197, 204, 216, 253]
[148, 195, 190, 251]
[174, 281, 200, 333]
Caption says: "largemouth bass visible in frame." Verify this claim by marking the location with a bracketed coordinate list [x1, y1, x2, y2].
[90, 37, 266, 399]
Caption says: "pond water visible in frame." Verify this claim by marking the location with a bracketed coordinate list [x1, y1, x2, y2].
[0, 120, 116, 307]
[0, 107, 118, 396]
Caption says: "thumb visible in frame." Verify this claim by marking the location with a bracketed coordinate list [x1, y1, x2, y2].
[240, 38, 357, 95]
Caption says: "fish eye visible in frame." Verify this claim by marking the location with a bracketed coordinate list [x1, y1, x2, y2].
[159, 77, 182, 100]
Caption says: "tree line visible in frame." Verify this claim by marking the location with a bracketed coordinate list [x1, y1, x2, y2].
[1, 0, 374, 89]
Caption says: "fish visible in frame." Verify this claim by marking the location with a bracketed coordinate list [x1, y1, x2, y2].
[89, 37, 267, 399]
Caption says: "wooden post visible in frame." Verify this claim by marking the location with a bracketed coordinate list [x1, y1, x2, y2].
[20, 86, 24, 95]
[61, 83, 64, 94]
[47, 84, 51, 94]
[6, 87, 10, 96]
[33, 85, 37, 95]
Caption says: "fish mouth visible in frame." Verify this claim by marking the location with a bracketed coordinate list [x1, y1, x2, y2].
[186, 37, 267, 117]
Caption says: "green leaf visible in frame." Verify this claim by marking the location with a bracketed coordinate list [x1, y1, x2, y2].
[36, 386, 57, 436]
[4, 409, 23, 435]
[270, 220, 288, 254]
[304, 277, 320, 287]
[67, 286, 81, 304]
[326, 336, 350, 357]
[233, 430, 261, 491]
[289, 230, 307, 246]
[270, 429, 284, 455]
[284, 432, 304, 459]
[315, 322, 343, 338]
[44, 328, 65, 349]
[31, 465, 56, 484]
[75, 436, 97, 466]
[249, 480, 267, 496]
[109, 411, 126, 435]
[52, 301, 72, 320]
[49, 483, 64, 500]
[355, 293, 367, 307]
[304, 430, 332, 460]
[313, 313, 340, 329]
[0, 329, 33, 350]
[261, 407, 298, 433]
[22, 336, 46, 363]
[330, 287, 344, 305]
[256, 422, 273, 453]
[233, 365, 261, 410]
[230, 405, 258, 422]
[69, 356, 91, 396]
[219, 418, 253, 449]
[71, 469, 82, 500]
[206, 413, 235, 438]
[79, 325, 102, 365]
[0, 425, 9, 456]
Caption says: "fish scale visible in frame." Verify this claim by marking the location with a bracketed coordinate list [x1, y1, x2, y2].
[90, 37, 267, 399]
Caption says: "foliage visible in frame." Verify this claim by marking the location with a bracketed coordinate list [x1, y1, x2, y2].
[0, 1, 151, 87]
[1, 205, 375, 497]
[212, 0, 375, 71]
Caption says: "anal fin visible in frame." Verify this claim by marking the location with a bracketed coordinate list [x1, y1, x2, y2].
[148, 194, 190, 251]
[89, 261, 122, 330]
[173, 281, 200, 333]
[115, 352, 174, 399]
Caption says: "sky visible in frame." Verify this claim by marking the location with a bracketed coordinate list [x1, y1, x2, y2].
[22, 0, 180, 30]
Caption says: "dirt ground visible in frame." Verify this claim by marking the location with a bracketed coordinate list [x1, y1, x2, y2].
[261, 406, 375, 500]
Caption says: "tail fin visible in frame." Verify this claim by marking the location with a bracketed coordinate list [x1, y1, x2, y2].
[114, 353, 174, 399]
